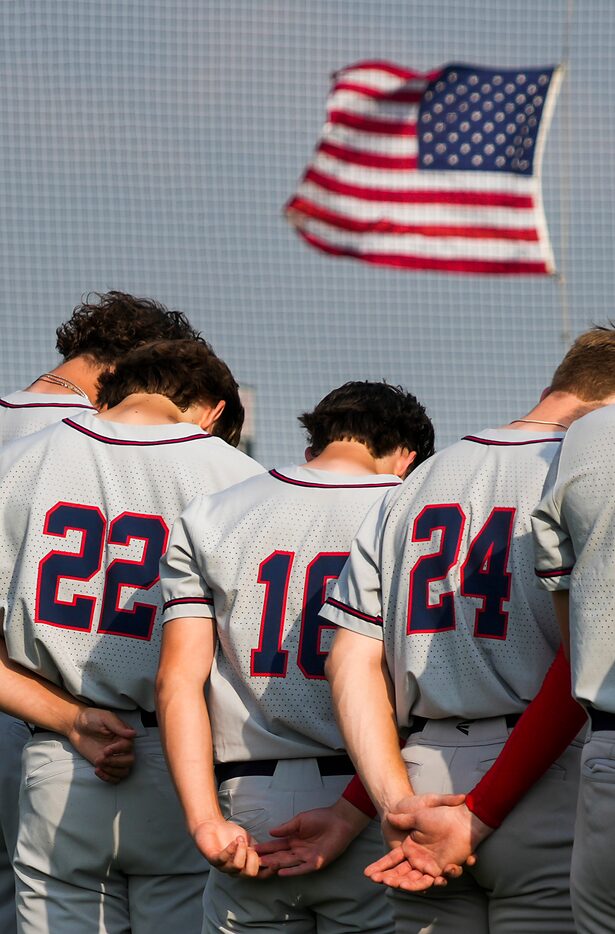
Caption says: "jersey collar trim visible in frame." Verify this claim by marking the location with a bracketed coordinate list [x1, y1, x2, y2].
[269, 467, 400, 490]
[0, 398, 95, 411]
[462, 433, 563, 447]
[62, 417, 213, 447]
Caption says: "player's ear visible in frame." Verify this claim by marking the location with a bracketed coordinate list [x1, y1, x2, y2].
[395, 448, 417, 480]
[539, 386, 552, 402]
[199, 399, 226, 433]
[304, 446, 314, 462]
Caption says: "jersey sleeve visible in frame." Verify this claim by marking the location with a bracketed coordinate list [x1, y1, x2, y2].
[319, 495, 387, 641]
[160, 498, 216, 623]
[531, 447, 575, 591]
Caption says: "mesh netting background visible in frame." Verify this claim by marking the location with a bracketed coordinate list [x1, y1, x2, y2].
[0, 0, 611, 464]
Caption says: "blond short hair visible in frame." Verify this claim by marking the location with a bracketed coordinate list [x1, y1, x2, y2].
[550, 326, 615, 401]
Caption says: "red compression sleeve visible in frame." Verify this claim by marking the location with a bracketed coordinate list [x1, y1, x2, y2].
[465, 646, 587, 828]
[342, 773, 378, 818]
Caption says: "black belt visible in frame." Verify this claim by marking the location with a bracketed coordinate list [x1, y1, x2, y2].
[215, 754, 354, 785]
[587, 706, 615, 732]
[407, 713, 521, 736]
[140, 709, 158, 728]
[32, 708, 157, 736]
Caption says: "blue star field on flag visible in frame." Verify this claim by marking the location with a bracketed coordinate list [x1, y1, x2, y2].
[418, 65, 555, 176]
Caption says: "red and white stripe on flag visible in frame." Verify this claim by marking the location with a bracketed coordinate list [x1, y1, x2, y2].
[286, 61, 562, 275]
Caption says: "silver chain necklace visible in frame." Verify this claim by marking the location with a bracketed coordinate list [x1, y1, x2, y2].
[36, 373, 89, 400]
[512, 417, 568, 430]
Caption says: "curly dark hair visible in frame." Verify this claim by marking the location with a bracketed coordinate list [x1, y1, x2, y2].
[299, 381, 434, 468]
[96, 339, 244, 447]
[56, 291, 200, 364]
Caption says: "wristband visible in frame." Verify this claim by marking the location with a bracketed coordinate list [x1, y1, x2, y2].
[342, 773, 377, 818]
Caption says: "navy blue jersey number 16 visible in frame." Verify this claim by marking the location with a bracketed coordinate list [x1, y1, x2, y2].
[35, 502, 169, 640]
[251, 550, 348, 679]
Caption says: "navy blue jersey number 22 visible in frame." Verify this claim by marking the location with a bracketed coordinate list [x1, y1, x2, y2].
[35, 502, 169, 640]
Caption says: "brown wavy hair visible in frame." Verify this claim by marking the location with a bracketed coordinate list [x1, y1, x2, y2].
[96, 339, 244, 447]
[56, 291, 200, 364]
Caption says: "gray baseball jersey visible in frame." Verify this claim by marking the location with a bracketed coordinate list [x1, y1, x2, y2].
[321, 428, 565, 724]
[0, 388, 97, 934]
[0, 391, 96, 444]
[0, 411, 264, 711]
[532, 404, 615, 714]
[160, 465, 401, 762]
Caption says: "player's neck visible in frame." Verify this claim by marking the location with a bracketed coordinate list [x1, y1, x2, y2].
[302, 441, 389, 476]
[97, 393, 191, 426]
[26, 356, 101, 404]
[506, 391, 605, 431]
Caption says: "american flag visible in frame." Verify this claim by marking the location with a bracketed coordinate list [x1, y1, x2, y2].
[286, 61, 562, 275]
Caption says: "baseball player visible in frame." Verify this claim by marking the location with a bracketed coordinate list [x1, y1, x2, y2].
[0, 337, 263, 934]
[532, 398, 615, 933]
[0, 290, 204, 444]
[156, 381, 435, 934]
[0, 290, 203, 934]
[320, 327, 615, 934]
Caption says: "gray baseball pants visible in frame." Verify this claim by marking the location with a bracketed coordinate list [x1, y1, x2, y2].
[390, 715, 582, 934]
[14, 719, 209, 934]
[204, 758, 395, 934]
[570, 725, 615, 933]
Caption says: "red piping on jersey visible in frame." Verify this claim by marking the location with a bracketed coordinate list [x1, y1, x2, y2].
[0, 399, 95, 411]
[325, 596, 383, 626]
[462, 435, 562, 447]
[163, 597, 214, 611]
[534, 566, 573, 578]
[269, 468, 399, 490]
[62, 418, 213, 446]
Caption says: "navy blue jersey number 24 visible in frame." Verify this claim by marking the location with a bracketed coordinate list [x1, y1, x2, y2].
[407, 504, 515, 640]
[35, 502, 169, 640]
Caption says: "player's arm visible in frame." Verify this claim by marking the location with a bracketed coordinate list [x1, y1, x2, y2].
[156, 507, 261, 878]
[325, 626, 465, 888]
[0, 635, 135, 782]
[326, 626, 412, 817]
[319, 507, 465, 887]
[322, 498, 412, 816]
[156, 617, 259, 872]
